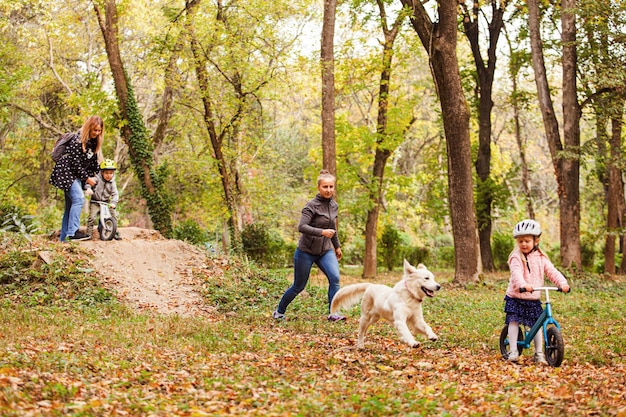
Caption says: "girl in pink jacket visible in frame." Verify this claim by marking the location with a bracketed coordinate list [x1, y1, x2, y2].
[505, 219, 570, 364]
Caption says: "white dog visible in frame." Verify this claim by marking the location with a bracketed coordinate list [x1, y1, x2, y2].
[330, 260, 441, 348]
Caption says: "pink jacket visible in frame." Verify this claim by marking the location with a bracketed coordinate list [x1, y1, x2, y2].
[506, 247, 568, 300]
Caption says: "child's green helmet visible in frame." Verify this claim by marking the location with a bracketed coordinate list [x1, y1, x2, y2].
[100, 159, 117, 170]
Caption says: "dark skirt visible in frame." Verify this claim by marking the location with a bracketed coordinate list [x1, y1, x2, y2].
[504, 296, 543, 327]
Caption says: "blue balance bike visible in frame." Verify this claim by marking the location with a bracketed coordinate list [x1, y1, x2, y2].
[499, 287, 568, 367]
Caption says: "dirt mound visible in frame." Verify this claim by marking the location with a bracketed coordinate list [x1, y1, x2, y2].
[79, 227, 219, 317]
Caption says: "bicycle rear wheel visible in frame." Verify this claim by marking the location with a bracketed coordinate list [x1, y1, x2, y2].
[545, 326, 564, 367]
[499, 325, 524, 359]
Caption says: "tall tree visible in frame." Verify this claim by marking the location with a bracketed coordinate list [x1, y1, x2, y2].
[93, 0, 173, 236]
[606, 101, 625, 274]
[399, 0, 480, 282]
[527, 0, 581, 268]
[460, 0, 507, 271]
[321, 0, 338, 175]
[186, 0, 242, 253]
[185, 0, 298, 252]
[362, 0, 410, 279]
[503, 28, 535, 219]
[578, 0, 626, 274]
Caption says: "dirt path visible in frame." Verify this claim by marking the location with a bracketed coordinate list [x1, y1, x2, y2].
[80, 227, 218, 317]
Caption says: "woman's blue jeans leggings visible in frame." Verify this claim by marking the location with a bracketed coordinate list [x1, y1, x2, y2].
[276, 248, 340, 315]
[60, 179, 85, 242]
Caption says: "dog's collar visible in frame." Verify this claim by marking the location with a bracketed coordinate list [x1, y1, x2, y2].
[404, 280, 422, 301]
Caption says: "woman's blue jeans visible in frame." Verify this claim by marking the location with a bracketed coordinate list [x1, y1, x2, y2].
[276, 248, 340, 314]
[60, 179, 84, 241]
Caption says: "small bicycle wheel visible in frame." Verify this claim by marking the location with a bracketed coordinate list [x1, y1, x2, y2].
[499, 325, 524, 359]
[545, 326, 564, 367]
[100, 217, 117, 241]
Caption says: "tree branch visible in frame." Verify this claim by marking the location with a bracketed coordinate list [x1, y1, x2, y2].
[45, 34, 73, 95]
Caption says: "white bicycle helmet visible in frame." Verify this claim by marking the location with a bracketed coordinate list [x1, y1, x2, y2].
[513, 219, 542, 237]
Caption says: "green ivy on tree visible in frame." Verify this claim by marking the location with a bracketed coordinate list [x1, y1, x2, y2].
[124, 74, 173, 237]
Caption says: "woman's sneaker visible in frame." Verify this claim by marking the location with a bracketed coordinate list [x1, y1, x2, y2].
[327, 313, 346, 322]
[507, 351, 520, 362]
[272, 311, 285, 320]
[68, 231, 90, 241]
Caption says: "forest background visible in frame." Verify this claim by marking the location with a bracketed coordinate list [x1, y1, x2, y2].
[1, 0, 625, 279]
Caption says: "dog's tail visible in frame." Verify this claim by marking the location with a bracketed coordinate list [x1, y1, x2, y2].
[330, 283, 372, 314]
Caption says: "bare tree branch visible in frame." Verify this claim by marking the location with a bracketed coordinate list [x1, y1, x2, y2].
[45, 34, 73, 95]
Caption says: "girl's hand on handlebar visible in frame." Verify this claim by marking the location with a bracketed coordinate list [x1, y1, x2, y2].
[560, 285, 570, 293]
[519, 285, 534, 293]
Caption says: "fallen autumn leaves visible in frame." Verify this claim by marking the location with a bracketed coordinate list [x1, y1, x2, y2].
[1, 321, 624, 416]
[1, 234, 624, 416]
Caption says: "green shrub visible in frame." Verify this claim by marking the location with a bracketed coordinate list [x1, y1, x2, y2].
[341, 236, 364, 265]
[172, 219, 210, 246]
[402, 246, 430, 266]
[241, 223, 290, 268]
[433, 234, 453, 247]
[580, 237, 597, 271]
[492, 231, 512, 271]
[1, 204, 39, 244]
[379, 224, 403, 271]
[431, 246, 455, 269]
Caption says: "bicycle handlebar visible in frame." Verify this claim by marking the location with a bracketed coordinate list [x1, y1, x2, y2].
[519, 286, 569, 293]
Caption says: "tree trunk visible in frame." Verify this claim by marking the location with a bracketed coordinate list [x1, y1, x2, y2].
[513, 75, 535, 220]
[94, 0, 173, 236]
[321, 0, 337, 175]
[527, 0, 581, 268]
[152, 34, 185, 154]
[186, 0, 242, 254]
[560, 0, 582, 268]
[461, 0, 505, 272]
[362, 1, 404, 279]
[605, 116, 620, 275]
[604, 99, 624, 275]
[401, 0, 480, 283]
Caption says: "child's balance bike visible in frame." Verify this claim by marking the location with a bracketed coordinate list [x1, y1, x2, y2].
[92, 200, 117, 241]
[499, 287, 568, 367]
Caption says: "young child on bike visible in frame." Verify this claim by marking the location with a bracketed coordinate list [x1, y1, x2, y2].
[505, 219, 570, 364]
[85, 158, 120, 239]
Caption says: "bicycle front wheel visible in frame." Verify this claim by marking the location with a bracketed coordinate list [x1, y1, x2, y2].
[499, 325, 524, 359]
[545, 326, 564, 367]
[100, 217, 117, 241]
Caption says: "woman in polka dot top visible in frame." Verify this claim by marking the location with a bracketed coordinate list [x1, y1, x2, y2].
[50, 116, 104, 241]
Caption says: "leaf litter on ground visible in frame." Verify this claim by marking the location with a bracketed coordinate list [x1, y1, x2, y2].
[0, 232, 625, 416]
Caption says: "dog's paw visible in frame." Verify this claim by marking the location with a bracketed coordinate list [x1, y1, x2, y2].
[428, 334, 438, 342]
[409, 341, 421, 348]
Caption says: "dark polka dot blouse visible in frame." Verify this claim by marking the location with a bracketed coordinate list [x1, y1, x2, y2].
[50, 135, 100, 192]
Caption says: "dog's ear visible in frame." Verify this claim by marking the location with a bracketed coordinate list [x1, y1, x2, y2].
[403, 259, 415, 273]
[417, 263, 427, 270]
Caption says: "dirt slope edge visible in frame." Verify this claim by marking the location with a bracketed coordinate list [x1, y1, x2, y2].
[79, 227, 217, 317]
